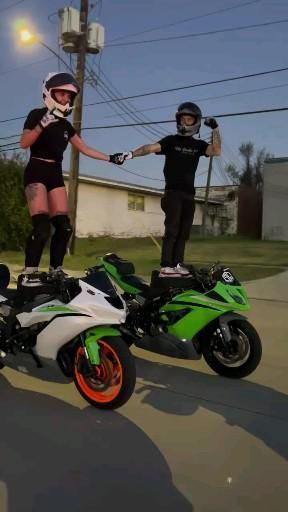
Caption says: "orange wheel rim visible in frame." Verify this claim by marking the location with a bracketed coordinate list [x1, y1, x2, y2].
[74, 340, 123, 403]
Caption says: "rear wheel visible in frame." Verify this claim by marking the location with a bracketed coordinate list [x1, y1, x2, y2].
[202, 319, 262, 379]
[73, 336, 136, 409]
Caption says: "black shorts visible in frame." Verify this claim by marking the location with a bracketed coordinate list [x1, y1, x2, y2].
[24, 158, 65, 192]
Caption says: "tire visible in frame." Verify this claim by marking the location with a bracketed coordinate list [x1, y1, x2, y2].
[202, 319, 262, 379]
[73, 336, 136, 409]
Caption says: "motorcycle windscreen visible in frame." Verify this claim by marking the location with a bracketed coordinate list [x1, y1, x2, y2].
[82, 270, 123, 309]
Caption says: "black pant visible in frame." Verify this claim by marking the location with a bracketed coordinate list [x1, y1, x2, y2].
[160, 190, 195, 267]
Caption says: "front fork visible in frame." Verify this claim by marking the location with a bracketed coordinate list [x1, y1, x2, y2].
[78, 332, 101, 377]
[79, 327, 121, 369]
[212, 313, 247, 355]
[80, 332, 100, 365]
[218, 313, 247, 343]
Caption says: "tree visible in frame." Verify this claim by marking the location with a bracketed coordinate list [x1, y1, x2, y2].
[225, 142, 273, 190]
[0, 152, 31, 250]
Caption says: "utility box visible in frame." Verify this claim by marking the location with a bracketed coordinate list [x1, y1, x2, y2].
[58, 7, 80, 53]
[87, 22, 105, 54]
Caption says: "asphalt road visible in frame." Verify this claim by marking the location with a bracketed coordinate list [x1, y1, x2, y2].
[0, 273, 287, 511]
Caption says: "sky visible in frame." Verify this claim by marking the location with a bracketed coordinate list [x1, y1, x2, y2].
[0, 0, 287, 190]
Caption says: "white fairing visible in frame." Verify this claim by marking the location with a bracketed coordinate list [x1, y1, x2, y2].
[16, 278, 126, 360]
[36, 316, 106, 359]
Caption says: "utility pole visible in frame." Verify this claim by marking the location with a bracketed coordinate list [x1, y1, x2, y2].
[202, 135, 214, 236]
[68, 0, 89, 254]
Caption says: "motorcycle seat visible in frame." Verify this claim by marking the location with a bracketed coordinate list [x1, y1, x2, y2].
[102, 253, 135, 275]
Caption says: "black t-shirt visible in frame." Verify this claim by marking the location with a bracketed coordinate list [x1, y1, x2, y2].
[23, 108, 76, 162]
[157, 134, 209, 194]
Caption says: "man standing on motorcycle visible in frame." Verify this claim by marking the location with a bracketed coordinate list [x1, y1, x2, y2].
[123, 102, 221, 277]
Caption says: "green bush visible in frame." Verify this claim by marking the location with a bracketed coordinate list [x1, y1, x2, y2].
[0, 153, 31, 250]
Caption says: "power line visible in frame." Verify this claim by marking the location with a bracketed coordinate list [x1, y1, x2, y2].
[0, 0, 27, 13]
[0, 116, 25, 125]
[0, 143, 164, 183]
[222, 139, 243, 169]
[86, 65, 168, 139]
[95, 82, 288, 120]
[3, 78, 288, 135]
[0, 146, 22, 153]
[99, 68, 169, 137]
[109, 0, 261, 42]
[113, 164, 164, 182]
[91, 67, 169, 138]
[87, 69, 165, 141]
[0, 140, 21, 148]
[2, 63, 288, 126]
[0, 133, 21, 140]
[215, 158, 231, 185]
[2, 104, 288, 143]
[80, 106, 288, 131]
[84, 65, 288, 107]
[105, 18, 288, 48]
[0, 57, 53, 77]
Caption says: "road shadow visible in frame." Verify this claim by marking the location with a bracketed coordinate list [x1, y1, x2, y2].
[135, 356, 288, 461]
[0, 373, 193, 512]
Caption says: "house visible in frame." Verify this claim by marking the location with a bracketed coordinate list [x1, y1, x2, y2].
[63, 174, 237, 238]
[195, 185, 238, 236]
[262, 158, 288, 241]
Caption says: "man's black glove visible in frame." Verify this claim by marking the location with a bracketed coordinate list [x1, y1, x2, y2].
[204, 117, 218, 129]
[109, 153, 126, 165]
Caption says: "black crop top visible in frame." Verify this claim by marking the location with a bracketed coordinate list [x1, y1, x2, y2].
[23, 108, 76, 163]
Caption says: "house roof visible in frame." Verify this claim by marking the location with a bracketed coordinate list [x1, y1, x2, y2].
[63, 173, 223, 205]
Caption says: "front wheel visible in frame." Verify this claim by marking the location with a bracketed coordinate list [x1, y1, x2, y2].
[202, 319, 262, 379]
[73, 336, 136, 409]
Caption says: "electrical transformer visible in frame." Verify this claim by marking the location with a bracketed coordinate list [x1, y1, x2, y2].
[58, 7, 80, 53]
[87, 23, 105, 54]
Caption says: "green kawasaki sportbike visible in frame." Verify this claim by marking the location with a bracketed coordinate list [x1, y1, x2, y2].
[101, 253, 262, 379]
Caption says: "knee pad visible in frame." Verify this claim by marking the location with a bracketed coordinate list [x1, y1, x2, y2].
[51, 215, 72, 238]
[31, 214, 51, 243]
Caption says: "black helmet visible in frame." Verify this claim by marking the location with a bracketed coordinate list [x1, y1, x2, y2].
[176, 102, 202, 136]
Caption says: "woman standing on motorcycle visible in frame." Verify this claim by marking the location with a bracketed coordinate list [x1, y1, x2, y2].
[20, 72, 125, 274]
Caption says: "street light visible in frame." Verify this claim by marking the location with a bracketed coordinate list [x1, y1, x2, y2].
[19, 29, 34, 43]
[17, 25, 74, 73]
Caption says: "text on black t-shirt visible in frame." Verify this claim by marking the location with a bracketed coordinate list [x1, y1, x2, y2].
[157, 134, 209, 194]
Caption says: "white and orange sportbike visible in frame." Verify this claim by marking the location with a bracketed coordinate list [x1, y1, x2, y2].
[0, 265, 136, 409]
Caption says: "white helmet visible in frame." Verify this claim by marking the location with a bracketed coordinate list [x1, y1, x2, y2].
[42, 72, 80, 117]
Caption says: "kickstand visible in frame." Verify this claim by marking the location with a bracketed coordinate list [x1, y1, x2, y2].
[29, 348, 43, 368]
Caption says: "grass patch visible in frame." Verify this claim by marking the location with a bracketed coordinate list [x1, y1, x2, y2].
[1, 235, 288, 282]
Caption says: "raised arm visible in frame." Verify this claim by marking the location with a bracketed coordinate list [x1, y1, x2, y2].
[20, 111, 59, 149]
[204, 118, 221, 157]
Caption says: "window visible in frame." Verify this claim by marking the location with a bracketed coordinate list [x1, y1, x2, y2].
[128, 193, 145, 211]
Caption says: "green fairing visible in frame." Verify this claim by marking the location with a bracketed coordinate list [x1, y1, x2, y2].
[84, 327, 120, 365]
[102, 257, 250, 341]
[101, 259, 142, 294]
[160, 282, 250, 340]
[37, 306, 77, 313]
